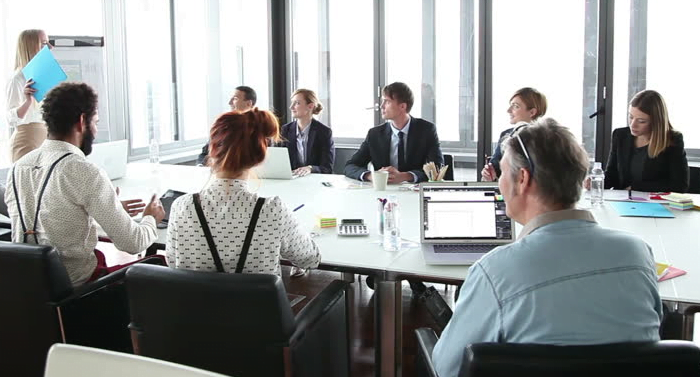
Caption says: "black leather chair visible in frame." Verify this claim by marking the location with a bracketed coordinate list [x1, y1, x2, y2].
[415, 328, 700, 377]
[442, 154, 455, 181]
[125, 264, 350, 377]
[688, 166, 700, 194]
[0, 242, 162, 377]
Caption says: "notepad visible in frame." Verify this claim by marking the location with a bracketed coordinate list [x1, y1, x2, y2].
[21, 46, 67, 102]
[609, 201, 674, 218]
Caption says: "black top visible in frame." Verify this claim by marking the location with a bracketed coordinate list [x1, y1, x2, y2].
[279, 119, 335, 174]
[343, 117, 444, 182]
[489, 127, 513, 177]
[604, 127, 689, 192]
[629, 145, 647, 186]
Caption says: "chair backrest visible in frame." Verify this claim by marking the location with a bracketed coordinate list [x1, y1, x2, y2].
[333, 147, 358, 174]
[0, 242, 73, 377]
[126, 264, 296, 377]
[442, 154, 455, 181]
[459, 341, 700, 377]
[44, 344, 229, 377]
[688, 166, 700, 194]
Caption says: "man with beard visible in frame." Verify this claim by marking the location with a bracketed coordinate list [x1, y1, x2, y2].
[5, 82, 165, 286]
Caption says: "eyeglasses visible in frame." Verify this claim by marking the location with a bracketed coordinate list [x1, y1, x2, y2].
[511, 124, 535, 176]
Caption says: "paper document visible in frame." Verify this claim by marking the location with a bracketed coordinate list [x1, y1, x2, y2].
[609, 201, 674, 218]
[21, 46, 67, 102]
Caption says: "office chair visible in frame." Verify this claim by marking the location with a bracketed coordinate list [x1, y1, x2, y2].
[442, 154, 455, 181]
[687, 166, 700, 194]
[415, 328, 700, 377]
[126, 264, 351, 377]
[0, 242, 162, 377]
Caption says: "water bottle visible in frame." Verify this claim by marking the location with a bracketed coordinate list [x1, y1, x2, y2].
[590, 162, 605, 207]
[383, 195, 400, 251]
[149, 137, 160, 164]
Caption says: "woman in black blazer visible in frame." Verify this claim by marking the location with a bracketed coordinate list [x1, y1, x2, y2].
[280, 89, 335, 176]
[605, 90, 688, 192]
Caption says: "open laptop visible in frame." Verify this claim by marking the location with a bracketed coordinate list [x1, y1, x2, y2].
[86, 139, 128, 180]
[254, 147, 301, 179]
[420, 182, 516, 265]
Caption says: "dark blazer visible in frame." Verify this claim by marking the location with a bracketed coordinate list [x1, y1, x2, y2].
[344, 117, 444, 182]
[605, 127, 689, 192]
[279, 119, 335, 174]
[490, 127, 512, 177]
[197, 142, 209, 165]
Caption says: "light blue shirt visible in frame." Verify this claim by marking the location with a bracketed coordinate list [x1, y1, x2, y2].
[432, 209, 662, 377]
[296, 120, 311, 166]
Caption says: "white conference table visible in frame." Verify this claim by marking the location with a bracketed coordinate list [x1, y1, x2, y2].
[115, 163, 700, 377]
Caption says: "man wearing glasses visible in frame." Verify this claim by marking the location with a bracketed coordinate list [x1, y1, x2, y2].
[432, 119, 662, 377]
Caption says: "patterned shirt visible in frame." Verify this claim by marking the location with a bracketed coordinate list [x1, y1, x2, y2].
[166, 179, 321, 275]
[5, 140, 159, 285]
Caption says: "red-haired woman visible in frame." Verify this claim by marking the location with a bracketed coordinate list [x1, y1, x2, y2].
[165, 109, 321, 275]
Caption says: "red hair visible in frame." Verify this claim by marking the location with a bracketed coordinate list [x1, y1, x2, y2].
[208, 108, 281, 174]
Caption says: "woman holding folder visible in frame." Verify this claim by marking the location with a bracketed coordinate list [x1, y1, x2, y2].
[5, 29, 53, 162]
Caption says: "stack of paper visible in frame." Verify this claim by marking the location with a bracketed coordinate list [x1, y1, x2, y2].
[317, 216, 337, 228]
[661, 193, 695, 211]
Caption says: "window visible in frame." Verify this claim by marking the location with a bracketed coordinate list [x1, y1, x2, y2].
[491, 0, 598, 157]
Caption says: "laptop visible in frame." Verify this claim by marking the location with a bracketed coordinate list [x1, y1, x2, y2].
[86, 139, 128, 180]
[254, 147, 301, 180]
[420, 182, 516, 265]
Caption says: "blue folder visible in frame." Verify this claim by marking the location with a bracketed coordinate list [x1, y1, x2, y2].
[609, 201, 675, 218]
[21, 46, 67, 102]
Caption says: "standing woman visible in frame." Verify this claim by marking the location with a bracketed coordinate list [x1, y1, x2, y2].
[280, 89, 335, 176]
[481, 87, 547, 181]
[6, 29, 52, 162]
[605, 90, 688, 192]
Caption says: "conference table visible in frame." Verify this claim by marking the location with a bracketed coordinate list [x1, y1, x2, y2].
[114, 162, 700, 377]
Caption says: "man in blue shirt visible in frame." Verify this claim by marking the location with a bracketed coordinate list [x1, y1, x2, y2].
[432, 118, 662, 377]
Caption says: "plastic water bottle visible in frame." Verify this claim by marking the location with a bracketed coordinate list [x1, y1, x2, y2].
[590, 162, 605, 207]
[149, 137, 160, 164]
[383, 195, 400, 251]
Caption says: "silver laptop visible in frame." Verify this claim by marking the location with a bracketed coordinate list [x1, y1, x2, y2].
[86, 139, 128, 180]
[254, 147, 301, 180]
[420, 182, 516, 265]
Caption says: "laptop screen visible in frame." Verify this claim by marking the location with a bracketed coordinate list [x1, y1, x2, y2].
[422, 186, 514, 241]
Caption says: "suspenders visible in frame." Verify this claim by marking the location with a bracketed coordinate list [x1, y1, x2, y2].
[192, 193, 265, 274]
[11, 152, 73, 244]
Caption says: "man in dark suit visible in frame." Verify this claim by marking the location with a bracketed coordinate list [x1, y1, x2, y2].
[345, 82, 443, 295]
[197, 86, 257, 166]
[344, 82, 443, 183]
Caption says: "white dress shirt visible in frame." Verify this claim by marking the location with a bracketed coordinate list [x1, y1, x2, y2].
[5, 140, 159, 285]
[296, 120, 311, 166]
[166, 179, 321, 275]
[5, 70, 44, 128]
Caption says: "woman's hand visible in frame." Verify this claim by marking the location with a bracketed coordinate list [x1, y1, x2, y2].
[481, 163, 497, 181]
[23, 79, 37, 101]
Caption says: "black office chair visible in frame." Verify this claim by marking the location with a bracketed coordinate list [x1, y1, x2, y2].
[126, 264, 350, 377]
[415, 328, 700, 377]
[0, 242, 163, 377]
[442, 154, 455, 181]
[687, 166, 700, 194]
[333, 147, 358, 175]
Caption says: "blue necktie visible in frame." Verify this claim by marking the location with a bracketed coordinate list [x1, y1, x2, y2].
[398, 131, 406, 172]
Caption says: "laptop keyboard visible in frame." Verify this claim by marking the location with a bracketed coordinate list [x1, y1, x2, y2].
[433, 244, 495, 253]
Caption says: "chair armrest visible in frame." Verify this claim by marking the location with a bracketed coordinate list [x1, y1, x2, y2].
[291, 280, 349, 342]
[415, 328, 440, 377]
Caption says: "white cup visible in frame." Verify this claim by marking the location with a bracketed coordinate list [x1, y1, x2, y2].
[372, 170, 389, 191]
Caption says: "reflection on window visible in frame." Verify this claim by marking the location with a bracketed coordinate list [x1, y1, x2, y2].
[125, 0, 174, 149]
[492, 0, 597, 155]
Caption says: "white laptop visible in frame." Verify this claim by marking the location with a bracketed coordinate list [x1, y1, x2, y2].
[254, 147, 301, 180]
[86, 139, 128, 180]
[420, 182, 516, 265]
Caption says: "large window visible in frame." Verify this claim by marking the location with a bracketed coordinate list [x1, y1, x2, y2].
[491, 0, 598, 157]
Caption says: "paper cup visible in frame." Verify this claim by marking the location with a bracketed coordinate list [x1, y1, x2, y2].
[372, 170, 389, 191]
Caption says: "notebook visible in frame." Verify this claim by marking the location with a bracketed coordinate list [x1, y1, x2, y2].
[254, 147, 301, 180]
[420, 182, 516, 265]
[609, 201, 674, 218]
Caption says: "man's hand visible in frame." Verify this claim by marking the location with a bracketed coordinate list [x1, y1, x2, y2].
[381, 166, 412, 184]
[116, 187, 146, 217]
[293, 165, 312, 177]
[481, 163, 497, 181]
[143, 194, 166, 224]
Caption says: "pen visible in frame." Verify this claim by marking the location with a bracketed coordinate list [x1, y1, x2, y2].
[293, 204, 305, 212]
[485, 155, 492, 164]
[628, 188, 631, 200]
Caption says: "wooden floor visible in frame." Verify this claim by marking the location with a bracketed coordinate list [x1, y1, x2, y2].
[102, 243, 460, 377]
